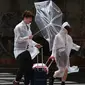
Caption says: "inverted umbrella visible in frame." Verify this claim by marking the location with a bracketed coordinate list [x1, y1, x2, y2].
[34, 0, 63, 51]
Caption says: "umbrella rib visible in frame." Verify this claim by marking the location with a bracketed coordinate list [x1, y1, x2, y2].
[51, 24, 59, 34]
[51, 13, 62, 22]
[33, 23, 50, 36]
[52, 23, 61, 28]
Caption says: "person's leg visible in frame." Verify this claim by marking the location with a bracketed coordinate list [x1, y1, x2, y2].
[15, 68, 23, 82]
[47, 57, 57, 85]
[24, 69, 33, 85]
[49, 62, 57, 85]
[49, 76, 55, 85]
[23, 51, 33, 85]
[13, 52, 25, 85]
[61, 68, 68, 85]
[24, 73, 30, 85]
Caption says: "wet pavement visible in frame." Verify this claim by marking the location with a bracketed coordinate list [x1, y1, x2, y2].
[0, 67, 84, 85]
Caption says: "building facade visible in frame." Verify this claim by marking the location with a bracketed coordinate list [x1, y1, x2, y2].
[0, 0, 85, 66]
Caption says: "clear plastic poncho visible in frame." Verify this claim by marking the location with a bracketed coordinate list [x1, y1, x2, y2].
[34, 0, 62, 51]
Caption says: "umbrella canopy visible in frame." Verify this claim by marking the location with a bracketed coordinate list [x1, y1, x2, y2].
[34, 0, 62, 51]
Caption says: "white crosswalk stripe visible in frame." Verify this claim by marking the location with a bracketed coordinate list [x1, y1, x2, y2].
[0, 67, 85, 85]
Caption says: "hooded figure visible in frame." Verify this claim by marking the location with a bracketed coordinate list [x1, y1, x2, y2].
[51, 22, 80, 84]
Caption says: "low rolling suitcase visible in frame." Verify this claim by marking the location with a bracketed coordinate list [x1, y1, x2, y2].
[31, 47, 54, 85]
[31, 47, 47, 85]
[31, 67, 47, 85]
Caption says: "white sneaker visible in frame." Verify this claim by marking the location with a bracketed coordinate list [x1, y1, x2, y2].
[53, 70, 64, 78]
[68, 66, 79, 74]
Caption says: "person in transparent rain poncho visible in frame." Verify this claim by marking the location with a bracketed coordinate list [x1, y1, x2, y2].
[13, 10, 41, 85]
[49, 22, 80, 85]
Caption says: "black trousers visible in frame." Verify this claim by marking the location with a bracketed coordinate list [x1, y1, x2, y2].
[16, 50, 33, 85]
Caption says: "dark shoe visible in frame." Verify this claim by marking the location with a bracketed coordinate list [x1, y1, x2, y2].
[61, 81, 65, 85]
[13, 80, 19, 85]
